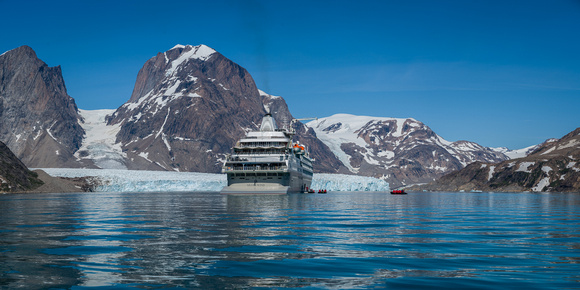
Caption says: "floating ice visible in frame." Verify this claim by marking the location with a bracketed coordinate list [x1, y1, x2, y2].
[39, 169, 389, 192]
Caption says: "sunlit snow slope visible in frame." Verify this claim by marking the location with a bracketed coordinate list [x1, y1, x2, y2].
[76, 109, 126, 169]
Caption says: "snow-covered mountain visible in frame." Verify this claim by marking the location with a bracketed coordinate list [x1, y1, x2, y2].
[104, 44, 344, 173]
[306, 114, 510, 187]
[1, 44, 542, 185]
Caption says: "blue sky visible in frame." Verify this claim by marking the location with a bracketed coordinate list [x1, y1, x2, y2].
[1, 0, 579, 150]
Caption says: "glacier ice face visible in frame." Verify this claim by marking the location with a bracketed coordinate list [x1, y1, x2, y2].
[40, 168, 226, 192]
[40, 169, 390, 192]
[311, 174, 390, 192]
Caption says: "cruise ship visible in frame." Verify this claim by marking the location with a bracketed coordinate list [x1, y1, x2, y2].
[220, 113, 314, 194]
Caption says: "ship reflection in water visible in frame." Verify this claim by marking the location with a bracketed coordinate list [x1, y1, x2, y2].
[0, 191, 579, 289]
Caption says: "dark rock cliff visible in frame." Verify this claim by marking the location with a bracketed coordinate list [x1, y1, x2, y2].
[0, 46, 84, 168]
[0, 140, 43, 192]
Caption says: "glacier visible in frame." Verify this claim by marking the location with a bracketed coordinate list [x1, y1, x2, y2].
[39, 169, 389, 192]
[311, 174, 390, 192]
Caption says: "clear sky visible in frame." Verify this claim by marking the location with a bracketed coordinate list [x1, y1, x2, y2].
[1, 0, 579, 150]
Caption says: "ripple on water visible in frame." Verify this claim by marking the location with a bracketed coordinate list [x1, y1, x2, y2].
[0, 191, 578, 289]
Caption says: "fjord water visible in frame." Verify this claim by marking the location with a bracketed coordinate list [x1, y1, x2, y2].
[1, 191, 578, 289]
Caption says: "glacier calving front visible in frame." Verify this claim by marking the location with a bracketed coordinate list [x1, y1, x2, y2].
[40, 169, 389, 192]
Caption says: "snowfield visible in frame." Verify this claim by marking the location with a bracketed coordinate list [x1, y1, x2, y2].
[39, 169, 390, 192]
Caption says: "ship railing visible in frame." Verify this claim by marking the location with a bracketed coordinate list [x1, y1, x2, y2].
[228, 152, 289, 159]
[223, 165, 287, 172]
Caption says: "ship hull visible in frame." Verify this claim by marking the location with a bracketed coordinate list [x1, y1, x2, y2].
[220, 170, 312, 195]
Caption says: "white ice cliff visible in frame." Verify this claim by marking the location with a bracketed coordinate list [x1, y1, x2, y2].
[40, 169, 390, 192]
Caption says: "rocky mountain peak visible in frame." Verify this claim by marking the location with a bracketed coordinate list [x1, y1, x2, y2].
[0, 45, 84, 168]
[103, 44, 345, 173]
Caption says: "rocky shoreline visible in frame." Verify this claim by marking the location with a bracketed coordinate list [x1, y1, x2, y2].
[11, 170, 92, 194]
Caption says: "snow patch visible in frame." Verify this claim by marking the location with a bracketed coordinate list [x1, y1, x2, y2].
[516, 162, 535, 173]
[541, 146, 556, 155]
[377, 150, 395, 159]
[166, 44, 216, 77]
[560, 139, 579, 150]
[156, 108, 171, 139]
[164, 79, 182, 96]
[258, 89, 282, 99]
[541, 166, 552, 174]
[138, 152, 151, 163]
[488, 166, 495, 181]
[532, 177, 550, 192]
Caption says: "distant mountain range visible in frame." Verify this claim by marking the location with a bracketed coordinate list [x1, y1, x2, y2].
[415, 128, 580, 192]
[2, 44, 570, 189]
[306, 114, 526, 188]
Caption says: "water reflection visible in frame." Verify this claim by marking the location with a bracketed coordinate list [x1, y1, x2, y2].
[0, 191, 579, 288]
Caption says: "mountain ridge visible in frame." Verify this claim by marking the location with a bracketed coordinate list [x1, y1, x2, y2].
[307, 113, 513, 187]
[0, 44, 552, 185]
[413, 127, 580, 192]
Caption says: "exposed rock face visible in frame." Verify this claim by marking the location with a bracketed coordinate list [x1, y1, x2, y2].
[106, 45, 346, 173]
[307, 114, 509, 187]
[0, 141, 43, 192]
[260, 90, 347, 173]
[0, 46, 84, 168]
[418, 128, 580, 192]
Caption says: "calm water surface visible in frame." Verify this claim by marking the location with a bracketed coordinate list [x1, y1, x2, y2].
[0, 191, 579, 289]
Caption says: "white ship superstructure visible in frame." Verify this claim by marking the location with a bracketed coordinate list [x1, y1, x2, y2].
[220, 113, 314, 194]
